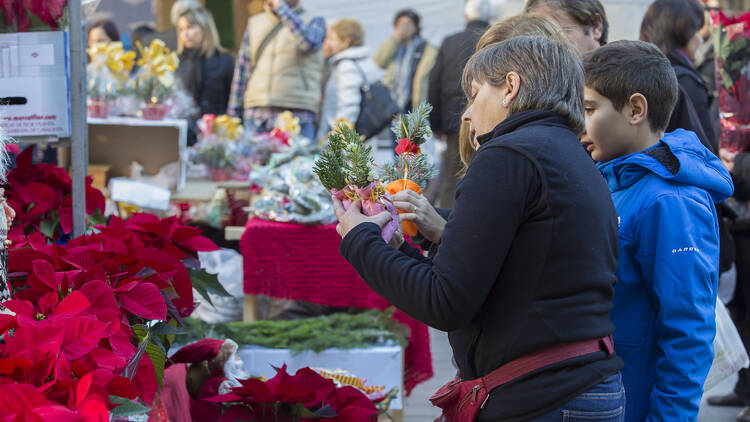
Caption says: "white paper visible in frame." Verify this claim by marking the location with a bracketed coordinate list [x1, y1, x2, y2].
[109, 177, 171, 211]
[19, 44, 54, 66]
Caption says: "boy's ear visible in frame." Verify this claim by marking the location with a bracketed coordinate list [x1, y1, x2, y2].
[628, 93, 648, 126]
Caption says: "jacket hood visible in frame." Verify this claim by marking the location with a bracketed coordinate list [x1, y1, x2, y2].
[598, 129, 733, 203]
[331, 46, 370, 63]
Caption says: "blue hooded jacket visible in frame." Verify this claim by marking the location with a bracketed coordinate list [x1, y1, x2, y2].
[598, 129, 734, 422]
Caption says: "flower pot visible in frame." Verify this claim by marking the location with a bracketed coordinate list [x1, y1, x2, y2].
[209, 167, 230, 182]
[141, 103, 169, 120]
[87, 99, 110, 118]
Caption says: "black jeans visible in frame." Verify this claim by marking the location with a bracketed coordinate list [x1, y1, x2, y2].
[730, 231, 750, 402]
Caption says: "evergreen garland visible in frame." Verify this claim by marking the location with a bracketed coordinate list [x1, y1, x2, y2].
[312, 131, 347, 191]
[177, 309, 410, 355]
[391, 103, 433, 145]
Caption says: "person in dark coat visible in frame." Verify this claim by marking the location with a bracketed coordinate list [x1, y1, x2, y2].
[175, 7, 234, 145]
[176, 7, 234, 117]
[333, 36, 624, 421]
[428, 1, 490, 208]
[640, 0, 717, 153]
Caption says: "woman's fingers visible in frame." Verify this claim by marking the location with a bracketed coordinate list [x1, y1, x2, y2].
[392, 201, 415, 212]
[331, 196, 346, 219]
[399, 212, 419, 222]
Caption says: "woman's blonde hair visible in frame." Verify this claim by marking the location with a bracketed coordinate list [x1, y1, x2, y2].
[177, 7, 225, 57]
[458, 14, 568, 175]
[330, 18, 365, 47]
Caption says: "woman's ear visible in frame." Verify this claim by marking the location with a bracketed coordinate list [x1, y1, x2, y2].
[628, 93, 648, 126]
[591, 14, 604, 44]
[505, 72, 521, 105]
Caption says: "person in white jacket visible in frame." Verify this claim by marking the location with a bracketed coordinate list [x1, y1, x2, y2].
[317, 19, 374, 141]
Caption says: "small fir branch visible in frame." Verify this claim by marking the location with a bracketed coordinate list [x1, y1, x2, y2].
[347, 142, 374, 187]
[390, 103, 434, 145]
[381, 154, 438, 190]
[313, 131, 347, 191]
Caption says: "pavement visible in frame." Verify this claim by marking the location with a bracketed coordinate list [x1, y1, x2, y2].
[403, 328, 743, 422]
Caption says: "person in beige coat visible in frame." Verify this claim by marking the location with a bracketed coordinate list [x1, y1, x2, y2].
[374, 9, 438, 122]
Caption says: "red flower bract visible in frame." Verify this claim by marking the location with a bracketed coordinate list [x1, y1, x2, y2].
[394, 138, 421, 156]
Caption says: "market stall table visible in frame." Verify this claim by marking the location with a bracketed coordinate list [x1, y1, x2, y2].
[240, 218, 434, 395]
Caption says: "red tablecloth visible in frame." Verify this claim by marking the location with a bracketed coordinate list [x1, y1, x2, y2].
[240, 218, 433, 395]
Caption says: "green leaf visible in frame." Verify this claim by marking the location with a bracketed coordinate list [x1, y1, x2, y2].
[39, 219, 57, 240]
[123, 327, 150, 380]
[151, 321, 186, 336]
[189, 268, 231, 307]
[109, 396, 151, 418]
[146, 338, 166, 389]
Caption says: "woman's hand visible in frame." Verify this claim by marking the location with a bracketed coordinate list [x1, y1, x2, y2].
[391, 190, 446, 244]
[332, 196, 395, 239]
[720, 148, 737, 174]
[0, 188, 14, 233]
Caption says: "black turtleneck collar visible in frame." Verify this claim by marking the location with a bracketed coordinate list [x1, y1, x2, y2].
[476, 110, 569, 147]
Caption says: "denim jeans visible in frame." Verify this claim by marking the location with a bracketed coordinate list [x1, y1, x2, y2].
[531, 373, 625, 422]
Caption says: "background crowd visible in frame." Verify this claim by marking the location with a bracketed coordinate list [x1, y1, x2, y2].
[83, 0, 750, 420]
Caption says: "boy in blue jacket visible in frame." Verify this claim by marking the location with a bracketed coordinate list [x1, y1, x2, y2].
[582, 40, 734, 421]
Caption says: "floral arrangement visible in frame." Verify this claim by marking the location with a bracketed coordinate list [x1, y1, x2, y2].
[207, 364, 379, 421]
[87, 41, 136, 99]
[87, 41, 137, 118]
[712, 9, 750, 152]
[381, 103, 438, 236]
[192, 114, 245, 179]
[313, 124, 399, 242]
[135, 40, 179, 109]
[0, 0, 66, 32]
[4, 147, 106, 242]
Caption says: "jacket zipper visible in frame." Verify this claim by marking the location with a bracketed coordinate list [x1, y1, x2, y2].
[457, 384, 481, 413]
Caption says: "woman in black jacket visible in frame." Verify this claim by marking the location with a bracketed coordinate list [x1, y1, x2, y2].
[640, 0, 717, 152]
[333, 36, 623, 421]
[176, 7, 234, 134]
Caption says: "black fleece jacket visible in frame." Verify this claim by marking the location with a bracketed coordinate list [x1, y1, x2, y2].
[341, 111, 622, 420]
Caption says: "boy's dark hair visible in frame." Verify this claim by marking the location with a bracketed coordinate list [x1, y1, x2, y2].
[394, 9, 421, 35]
[524, 0, 609, 45]
[584, 40, 678, 132]
[639, 0, 704, 54]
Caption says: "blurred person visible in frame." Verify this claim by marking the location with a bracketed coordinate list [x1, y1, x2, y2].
[374, 9, 437, 117]
[428, 0, 491, 208]
[523, 0, 607, 54]
[176, 7, 234, 118]
[87, 19, 120, 48]
[228, 0, 326, 140]
[335, 36, 624, 421]
[317, 19, 373, 140]
[640, 0, 717, 153]
[143, 0, 201, 51]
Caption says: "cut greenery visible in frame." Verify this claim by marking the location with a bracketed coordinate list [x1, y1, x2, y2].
[177, 308, 409, 354]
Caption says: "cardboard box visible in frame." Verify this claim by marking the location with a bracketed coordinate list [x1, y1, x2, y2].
[0, 31, 71, 138]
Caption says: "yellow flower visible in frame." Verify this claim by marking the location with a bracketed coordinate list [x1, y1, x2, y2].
[275, 111, 301, 137]
[136, 39, 180, 88]
[212, 115, 243, 141]
[87, 41, 136, 83]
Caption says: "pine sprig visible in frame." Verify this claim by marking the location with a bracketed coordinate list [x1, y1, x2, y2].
[313, 123, 376, 190]
[312, 131, 347, 191]
[390, 103, 433, 145]
[381, 154, 438, 190]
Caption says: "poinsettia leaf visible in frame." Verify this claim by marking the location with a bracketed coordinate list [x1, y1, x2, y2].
[145, 338, 166, 389]
[107, 376, 140, 400]
[151, 321, 185, 336]
[39, 219, 57, 240]
[116, 282, 167, 320]
[218, 404, 255, 422]
[189, 269, 231, 307]
[52, 291, 91, 317]
[123, 332, 148, 380]
[293, 402, 336, 418]
[61, 316, 109, 360]
[75, 372, 94, 409]
[109, 396, 151, 418]
[161, 291, 185, 327]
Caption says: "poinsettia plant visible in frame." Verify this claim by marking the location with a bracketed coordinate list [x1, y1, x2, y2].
[207, 364, 379, 422]
[1, 215, 223, 419]
[4, 147, 106, 242]
[0, 0, 67, 32]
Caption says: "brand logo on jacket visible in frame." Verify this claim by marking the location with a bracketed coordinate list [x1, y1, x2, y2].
[672, 247, 701, 254]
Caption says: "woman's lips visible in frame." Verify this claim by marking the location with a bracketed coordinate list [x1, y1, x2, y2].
[581, 141, 594, 152]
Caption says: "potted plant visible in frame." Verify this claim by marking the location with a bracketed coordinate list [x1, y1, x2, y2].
[134, 39, 179, 120]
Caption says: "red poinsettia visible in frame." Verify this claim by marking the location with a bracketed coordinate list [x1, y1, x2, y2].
[208, 364, 379, 422]
[5, 148, 106, 241]
[0, 0, 66, 32]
